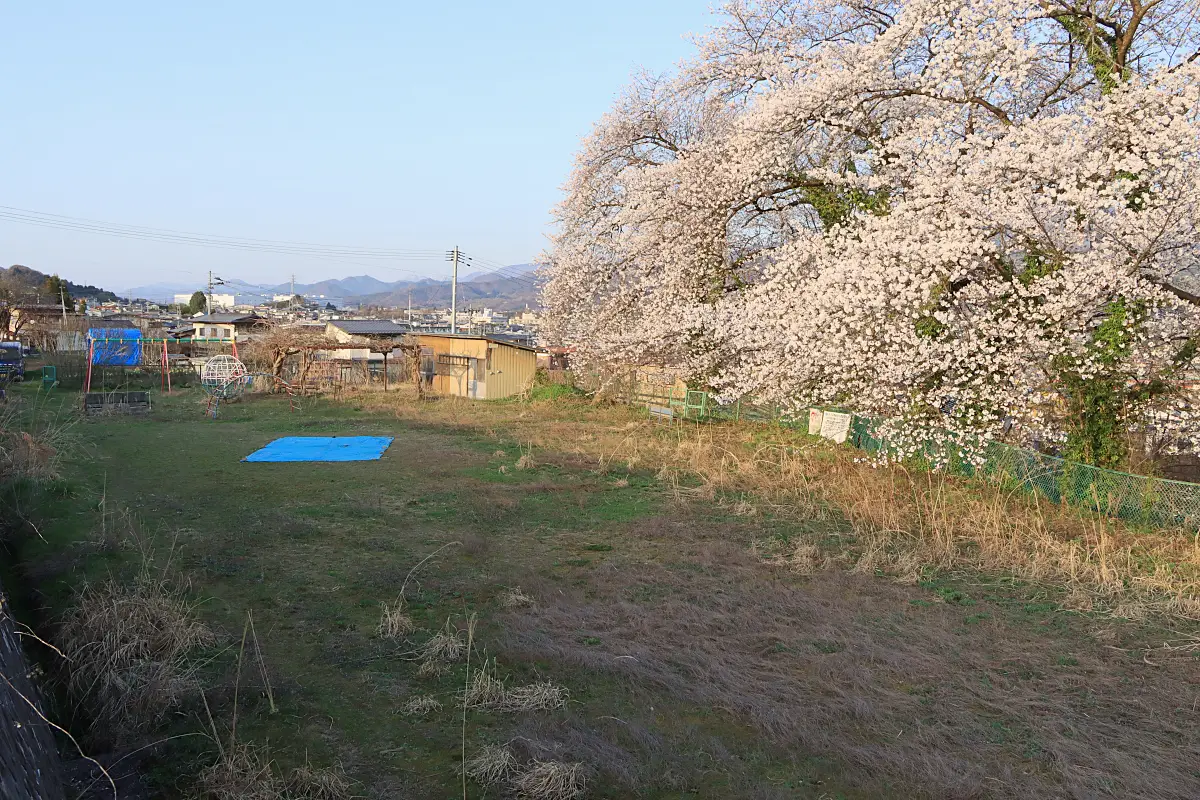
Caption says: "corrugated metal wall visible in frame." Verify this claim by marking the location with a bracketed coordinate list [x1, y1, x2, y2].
[416, 336, 535, 400]
[483, 342, 536, 399]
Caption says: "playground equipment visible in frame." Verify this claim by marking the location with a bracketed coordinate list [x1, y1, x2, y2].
[83, 332, 240, 395]
[199, 355, 302, 419]
[200, 355, 248, 418]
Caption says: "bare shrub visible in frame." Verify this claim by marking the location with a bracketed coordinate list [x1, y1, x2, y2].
[59, 578, 214, 739]
[511, 760, 587, 800]
[464, 744, 519, 785]
[399, 694, 442, 716]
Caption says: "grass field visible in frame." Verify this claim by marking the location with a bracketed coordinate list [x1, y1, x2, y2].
[10, 385, 1200, 799]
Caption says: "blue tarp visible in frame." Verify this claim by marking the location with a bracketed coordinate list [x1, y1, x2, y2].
[88, 328, 142, 366]
[243, 436, 394, 463]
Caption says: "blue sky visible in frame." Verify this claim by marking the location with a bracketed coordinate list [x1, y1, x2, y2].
[1, 1, 712, 293]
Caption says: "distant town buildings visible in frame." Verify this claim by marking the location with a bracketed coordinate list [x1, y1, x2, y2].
[172, 292, 235, 310]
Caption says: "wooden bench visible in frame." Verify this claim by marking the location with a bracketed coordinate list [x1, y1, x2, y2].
[84, 391, 151, 416]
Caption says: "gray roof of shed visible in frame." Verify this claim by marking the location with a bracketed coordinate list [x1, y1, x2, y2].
[327, 319, 410, 335]
[191, 313, 261, 324]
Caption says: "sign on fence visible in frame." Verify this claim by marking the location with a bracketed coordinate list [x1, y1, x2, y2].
[808, 409, 824, 435]
[819, 411, 853, 444]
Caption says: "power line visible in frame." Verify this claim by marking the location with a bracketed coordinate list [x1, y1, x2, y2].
[1, 203, 541, 292]
[0, 205, 443, 259]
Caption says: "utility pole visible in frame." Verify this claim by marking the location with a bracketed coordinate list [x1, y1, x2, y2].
[445, 246, 460, 334]
[407, 290, 412, 326]
[59, 284, 67, 320]
[207, 271, 226, 316]
[290, 274, 296, 315]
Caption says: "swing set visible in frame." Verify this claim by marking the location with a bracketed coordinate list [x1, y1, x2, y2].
[83, 328, 240, 396]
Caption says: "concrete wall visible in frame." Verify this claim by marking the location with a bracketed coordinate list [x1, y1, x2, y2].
[0, 581, 64, 799]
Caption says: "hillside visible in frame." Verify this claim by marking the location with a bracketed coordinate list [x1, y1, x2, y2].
[129, 263, 541, 309]
[357, 273, 540, 311]
[1, 265, 120, 302]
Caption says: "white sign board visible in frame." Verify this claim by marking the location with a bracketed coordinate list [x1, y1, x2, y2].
[808, 409, 824, 435]
[819, 411, 853, 444]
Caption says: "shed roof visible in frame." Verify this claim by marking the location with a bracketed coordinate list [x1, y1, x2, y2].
[327, 319, 410, 336]
[191, 313, 261, 324]
[417, 332, 537, 352]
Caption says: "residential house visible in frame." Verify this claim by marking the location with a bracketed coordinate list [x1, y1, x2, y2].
[190, 313, 263, 341]
[324, 319, 410, 362]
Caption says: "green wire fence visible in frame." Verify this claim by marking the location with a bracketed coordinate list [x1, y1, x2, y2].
[622, 382, 1200, 529]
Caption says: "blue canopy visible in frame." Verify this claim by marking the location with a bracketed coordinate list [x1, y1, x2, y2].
[88, 328, 142, 366]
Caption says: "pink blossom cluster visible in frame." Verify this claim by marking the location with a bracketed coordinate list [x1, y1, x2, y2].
[542, 0, 1200, 460]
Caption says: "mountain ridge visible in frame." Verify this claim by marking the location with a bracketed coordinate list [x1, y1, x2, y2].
[126, 263, 540, 309]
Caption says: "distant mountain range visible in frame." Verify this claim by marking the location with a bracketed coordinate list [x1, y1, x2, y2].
[127, 263, 541, 310]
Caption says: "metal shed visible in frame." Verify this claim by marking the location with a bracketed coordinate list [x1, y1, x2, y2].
[415, 333, 537, 400]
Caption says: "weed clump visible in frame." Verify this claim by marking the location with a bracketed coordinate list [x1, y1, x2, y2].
[464, 744, 519, 785]
[399, 694, 442, 716]
[418, 618, 466, 676]
[59, 578, 214, 739]
[195, 743, 278, 800]
[377, 598, 415, 638]
[462, 661, 568, 712]
[195, 743, 352, 800]
[498, 586, 535, 609]
[512, 759, 588, 800]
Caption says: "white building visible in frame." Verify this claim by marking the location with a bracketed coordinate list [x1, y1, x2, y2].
[172, 292, 236, 310]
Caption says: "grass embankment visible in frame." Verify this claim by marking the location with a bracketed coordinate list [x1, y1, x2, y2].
[5, 384, 1200, 799]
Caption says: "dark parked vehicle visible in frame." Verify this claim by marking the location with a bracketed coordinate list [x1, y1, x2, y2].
[0, 342, 25, 382]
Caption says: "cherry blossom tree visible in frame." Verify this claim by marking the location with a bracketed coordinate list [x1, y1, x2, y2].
[542, 0, 1200, 467]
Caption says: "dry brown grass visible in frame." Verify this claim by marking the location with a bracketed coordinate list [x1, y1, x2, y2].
[376, 598, 415, 639]
[282, 763, 353, 800]
[0, 395, 77, 484]
[195, 743, 352, 800]
[399, 694, 442, 716]
[421, 619, 467, 663]
[195, 743, 279, 800]
[499, 526, 1200, 799]
[464, 744, 519, 785]
[511, 760, 587, 800]
[350, 387, 1200, 617]
[498, 586, 535, 609]
[462, 660, 569, 713]
[58, 577, 215, 740]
